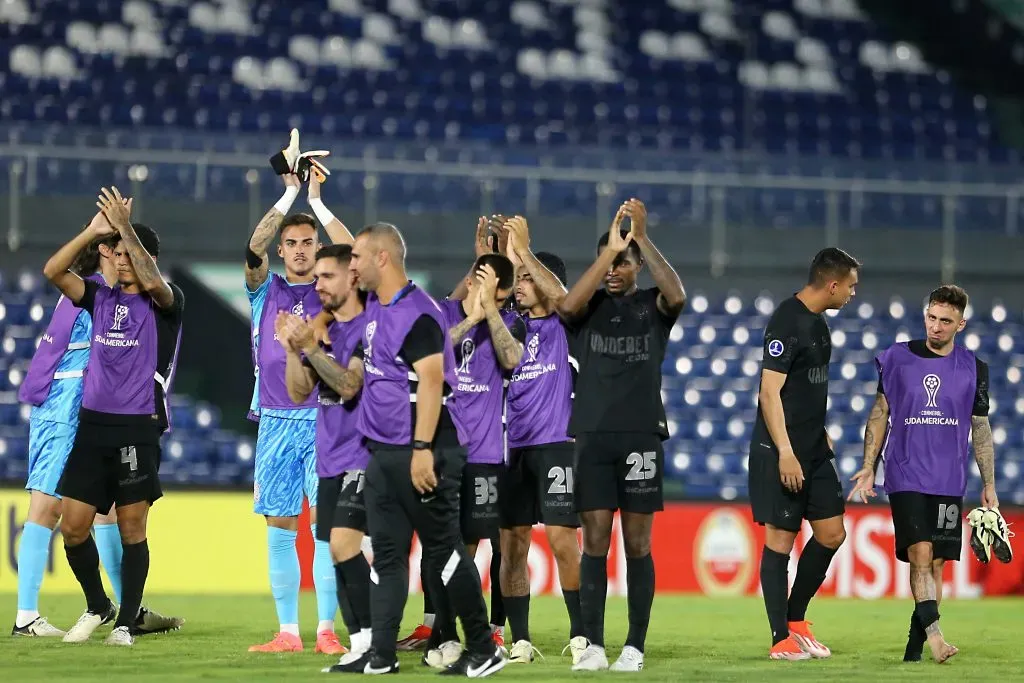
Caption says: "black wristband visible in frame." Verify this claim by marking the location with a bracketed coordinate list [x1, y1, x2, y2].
[412, 440, 431, 451]
[245, 246, 263, 269]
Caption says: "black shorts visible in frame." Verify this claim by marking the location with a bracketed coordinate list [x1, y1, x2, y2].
[748, 444, 844, 532]
[57, 421, 162, 515]
[316, 470, 368, 540]
[573, 432, 664, 514]
[460, 463, 503, 544]
[499, 442, 580, 529]
[889, 492, 964, 563]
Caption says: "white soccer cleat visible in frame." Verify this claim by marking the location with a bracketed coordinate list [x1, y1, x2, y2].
[609, 645, 645, 672]
[560, 635, 589, 665]
[104, 625, 134, 647]
[508, 639, 544, 664]
[984, 508, 1014, 563]
[63, 603, 116, 643]
[11, 616, 66, 637]
[571, 644, 609, 671]
[424, 639, 463, 669]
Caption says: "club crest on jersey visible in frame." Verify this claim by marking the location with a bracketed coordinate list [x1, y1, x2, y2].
[525, 334, 539, 363]
[364, 320, 376, 358]
[767, 339, 784, 357]
[112, 304, 130, 331]
[291, 301, 304, 316]
[458, 338, 475, 374]
[923, 373, 941, 408]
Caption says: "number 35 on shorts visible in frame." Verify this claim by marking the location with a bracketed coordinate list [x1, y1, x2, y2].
[625, 451, 658, 480]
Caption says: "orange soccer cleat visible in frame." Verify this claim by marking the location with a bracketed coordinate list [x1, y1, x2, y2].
[248, 631, 304, 653]
[788, 620, 832, 658]
[769, 635, 811, 661]
[396, 623, 432, 651]
[316, 630, 347, 655]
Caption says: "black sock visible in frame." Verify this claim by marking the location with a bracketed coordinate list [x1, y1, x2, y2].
[421, 560, 435, 618]
[334, 562, 358, 635]
[423, 565, 458, 649]
[625, 555, 655, 652]
[760, 546, 790, 645]
[339, 553, 372, 632]
[563, 590, 584, 639]
[787, 538, 837, 622]
[430, 548, 492, 654]
[914, 599, 939, 631]
[64, 536, 109, 614]
[904, 610, 927, 661]
[114, 540, 149, 629]
[504, 595, 530, 643]
[580, 553, 608, 648]
[489, 550, 505, 630]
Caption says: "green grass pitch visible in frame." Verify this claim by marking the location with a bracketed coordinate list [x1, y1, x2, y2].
[3, 594, 1022, 681]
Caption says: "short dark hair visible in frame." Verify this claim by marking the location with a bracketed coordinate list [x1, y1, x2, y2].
[597, 230, 642, 263]
[116, 223, 160, 257]
[316, 243, 353, 267]
[472, 253, 515, 290]
[808, 247, 860, 286]
[535, 251, 566, 286]
[280, 213, 317, 240]
[927, 284, 969, 314]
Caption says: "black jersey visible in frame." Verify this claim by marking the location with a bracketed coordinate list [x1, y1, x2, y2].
[568, 287, 679, 438]
[751, 295, 832, 462]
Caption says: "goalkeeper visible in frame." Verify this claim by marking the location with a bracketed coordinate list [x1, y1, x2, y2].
[849, 285, 1005, 664]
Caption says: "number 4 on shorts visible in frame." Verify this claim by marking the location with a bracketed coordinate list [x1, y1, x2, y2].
[120, 446, 138, 472]
[625, 451, 657, 481]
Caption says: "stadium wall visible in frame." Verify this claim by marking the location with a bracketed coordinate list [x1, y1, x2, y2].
[2, 490, 1020, 598]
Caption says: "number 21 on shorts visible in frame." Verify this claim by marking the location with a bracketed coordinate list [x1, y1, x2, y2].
[625, 451, 657, 481]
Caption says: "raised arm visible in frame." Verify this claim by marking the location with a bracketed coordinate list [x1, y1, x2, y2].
[557, 206, 630, 321]
[307, 172, 354, 246]
[477, 264, 524, 370]
[98, 187, 174, 309]
[450, 217, 496, 302]
[624, 199, 686, 316]
[449, 288, 484, 345]
[246, 175, 300, 291]
[43, 213, 116, 304]
[505, 216, 567, 308]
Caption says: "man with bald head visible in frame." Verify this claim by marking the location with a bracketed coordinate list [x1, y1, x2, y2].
[329, 223, 507, 676]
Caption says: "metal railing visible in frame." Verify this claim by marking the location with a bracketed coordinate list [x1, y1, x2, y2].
[4, 143, 1024, 281]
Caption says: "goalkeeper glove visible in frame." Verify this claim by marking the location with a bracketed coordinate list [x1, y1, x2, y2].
[269, 128, 301, 175]
[295, 150, 331, 183]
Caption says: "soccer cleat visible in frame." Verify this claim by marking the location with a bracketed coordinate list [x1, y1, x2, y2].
[769, 636, 811, 660]
[132, 606, 185, 636]
[397, 623, 432, 651]
[609, 645, 645, 672]
[63, 601, 117, 643]
[438, 645, 508, 678]
[985, 508, 1014, 563]
[11, 616, 65, 637]
[324, 650, 399, 674]
[508, 639, 544, 664]
[967, 507, 994, 563]
[316, 630, 347, 655]
[425, 640, 463, 669]
[571, 644, 610, 671]
[561, 635, 589, 665]
[248, 631, 303, 652]
[104, 625, 134, 647]
[788, 620, 831, 658]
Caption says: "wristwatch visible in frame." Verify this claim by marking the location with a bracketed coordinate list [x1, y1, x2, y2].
[412, 440, 431, 451]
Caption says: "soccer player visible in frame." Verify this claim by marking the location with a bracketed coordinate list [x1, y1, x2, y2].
[849, 285, 996, 663]
[498, 216, 587, 664]
[423, 252, 524, 667]
[42, 187, 184, 646]
[245, 171, 354, 653]
[276, 244, 375, 665]
[749, 247, 860, 661]
[556, 199, 686, 672]
[14, 216, 181, 638]
[337, 222, 506, 676]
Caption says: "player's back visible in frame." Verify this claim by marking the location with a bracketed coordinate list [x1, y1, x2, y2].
[751, 296, 832, 461]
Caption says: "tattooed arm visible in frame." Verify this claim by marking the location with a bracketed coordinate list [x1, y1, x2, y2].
[972, 415, 999, 507]
[246, 176, 300, 291]
[862, 393, 889, 471]
[96, 188, 174, 308]
[484, 306, 524, 370]
[449, 317, 480, 345]
[305, 348, 365, 402]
